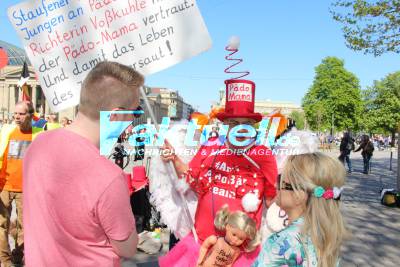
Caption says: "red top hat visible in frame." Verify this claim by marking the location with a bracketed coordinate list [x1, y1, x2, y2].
[216, 79, 262, 122]
[131, 166, 148, 192]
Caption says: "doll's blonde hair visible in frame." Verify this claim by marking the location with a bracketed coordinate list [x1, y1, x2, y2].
[214, 205, 260, 252]
[281, 152, 348, 267]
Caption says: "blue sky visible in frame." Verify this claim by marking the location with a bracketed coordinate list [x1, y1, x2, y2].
[1, 0, 399, 112]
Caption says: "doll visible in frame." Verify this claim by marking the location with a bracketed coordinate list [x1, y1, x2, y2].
[196, 205, 260, 267]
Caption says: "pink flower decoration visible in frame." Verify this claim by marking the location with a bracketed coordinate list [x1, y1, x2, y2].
[322, 189, 334, 199]
[296, 253, 303, 264]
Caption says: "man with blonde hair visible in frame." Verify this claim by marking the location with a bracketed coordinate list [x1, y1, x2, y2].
[23, 62, 144, 266]
[0, 101, 34, 266]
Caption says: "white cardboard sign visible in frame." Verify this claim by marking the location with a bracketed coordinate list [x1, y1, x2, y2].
[8, 0, 212, 112]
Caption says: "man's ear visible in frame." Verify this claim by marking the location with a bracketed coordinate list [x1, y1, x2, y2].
[109, 108, 122, 121]
[109, 113, 118, 121]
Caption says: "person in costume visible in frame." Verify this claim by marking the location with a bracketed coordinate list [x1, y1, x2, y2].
[197, 204, 260, 267]
[159, 78, 278, 266]
[252, 153, 347, 267]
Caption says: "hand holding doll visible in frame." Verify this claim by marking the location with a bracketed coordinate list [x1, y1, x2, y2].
[196, 205, 260, 267]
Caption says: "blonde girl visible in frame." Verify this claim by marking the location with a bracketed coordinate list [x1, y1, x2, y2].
[253, 152, 347, 267]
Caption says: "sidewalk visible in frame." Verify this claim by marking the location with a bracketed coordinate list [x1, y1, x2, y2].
[122, 230, 169, 267]
[330, 150, 399, 267]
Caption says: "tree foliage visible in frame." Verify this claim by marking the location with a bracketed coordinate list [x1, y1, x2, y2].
[361, 71, 400, 143]
[331, 0, 400, 56]
[289, 111, 306, 130]
[302, 57, 363, 132]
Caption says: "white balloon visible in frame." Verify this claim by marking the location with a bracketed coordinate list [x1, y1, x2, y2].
[228, 36, 240, 49]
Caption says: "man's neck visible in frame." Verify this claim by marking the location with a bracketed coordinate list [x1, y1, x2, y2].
[66, 113, 100, 147]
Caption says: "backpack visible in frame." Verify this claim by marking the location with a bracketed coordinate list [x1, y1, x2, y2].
[364, 141, 374, 154]
[346, 141, 354, 151]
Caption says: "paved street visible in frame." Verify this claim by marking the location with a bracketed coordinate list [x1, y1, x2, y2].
[8, 149, 399, 266]
[334, 150, 400, 267]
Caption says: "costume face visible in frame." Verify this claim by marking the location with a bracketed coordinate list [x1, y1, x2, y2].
[223, 118, 256, 148]
[225, 224, 248, 247]
[224, 118, 255, 129]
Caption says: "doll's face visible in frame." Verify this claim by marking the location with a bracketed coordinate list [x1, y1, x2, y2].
[225, 224, 248, 247]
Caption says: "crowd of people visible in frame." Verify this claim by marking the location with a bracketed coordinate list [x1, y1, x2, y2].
[338, 132, 375, 174]
[0, 115, 72, 129]
[0, 61, 389, 267]
[319, 132, 394, 152]
[318, 131, 397, 175]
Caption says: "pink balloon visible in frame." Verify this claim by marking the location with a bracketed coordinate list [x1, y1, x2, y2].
[0, 48, 8, 69]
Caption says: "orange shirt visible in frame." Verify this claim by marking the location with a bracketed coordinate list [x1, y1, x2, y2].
[0, 127, 32, 192]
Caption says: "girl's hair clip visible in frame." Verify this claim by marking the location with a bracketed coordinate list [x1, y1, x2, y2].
[313, 186, 343, 200]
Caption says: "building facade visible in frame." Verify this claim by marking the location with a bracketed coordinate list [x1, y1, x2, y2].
[182, 101, 195, 121]
[137, 88, 169, 125]
[0, 40, 75, 121]
[1, 41, 195, 124]
[148, 87, 194, 121]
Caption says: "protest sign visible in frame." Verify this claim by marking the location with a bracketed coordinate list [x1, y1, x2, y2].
[8, 0, 212, 112]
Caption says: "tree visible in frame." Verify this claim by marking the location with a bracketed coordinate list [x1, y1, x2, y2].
[331, 0, 400, 56]
[331, 0, 400, 191]
[289, 111, 306, 130]
[360, 89, 380, 133]
[302, 57, 363, 133]
[362, 72, 400, 145]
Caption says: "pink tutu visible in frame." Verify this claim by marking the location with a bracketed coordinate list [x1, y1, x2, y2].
[159, 234, 260, 267]
[159, 234, 200, 267]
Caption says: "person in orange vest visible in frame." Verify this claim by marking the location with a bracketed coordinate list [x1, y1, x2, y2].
[0, 101, 34, 266]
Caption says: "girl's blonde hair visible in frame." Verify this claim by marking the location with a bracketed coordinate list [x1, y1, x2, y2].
[281, 152, 348, 267]
[214, 205, 260, 252]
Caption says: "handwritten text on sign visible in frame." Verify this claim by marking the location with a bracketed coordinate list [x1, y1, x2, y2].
[227, 83, 252, 102]
[8, 0, 212, 112]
